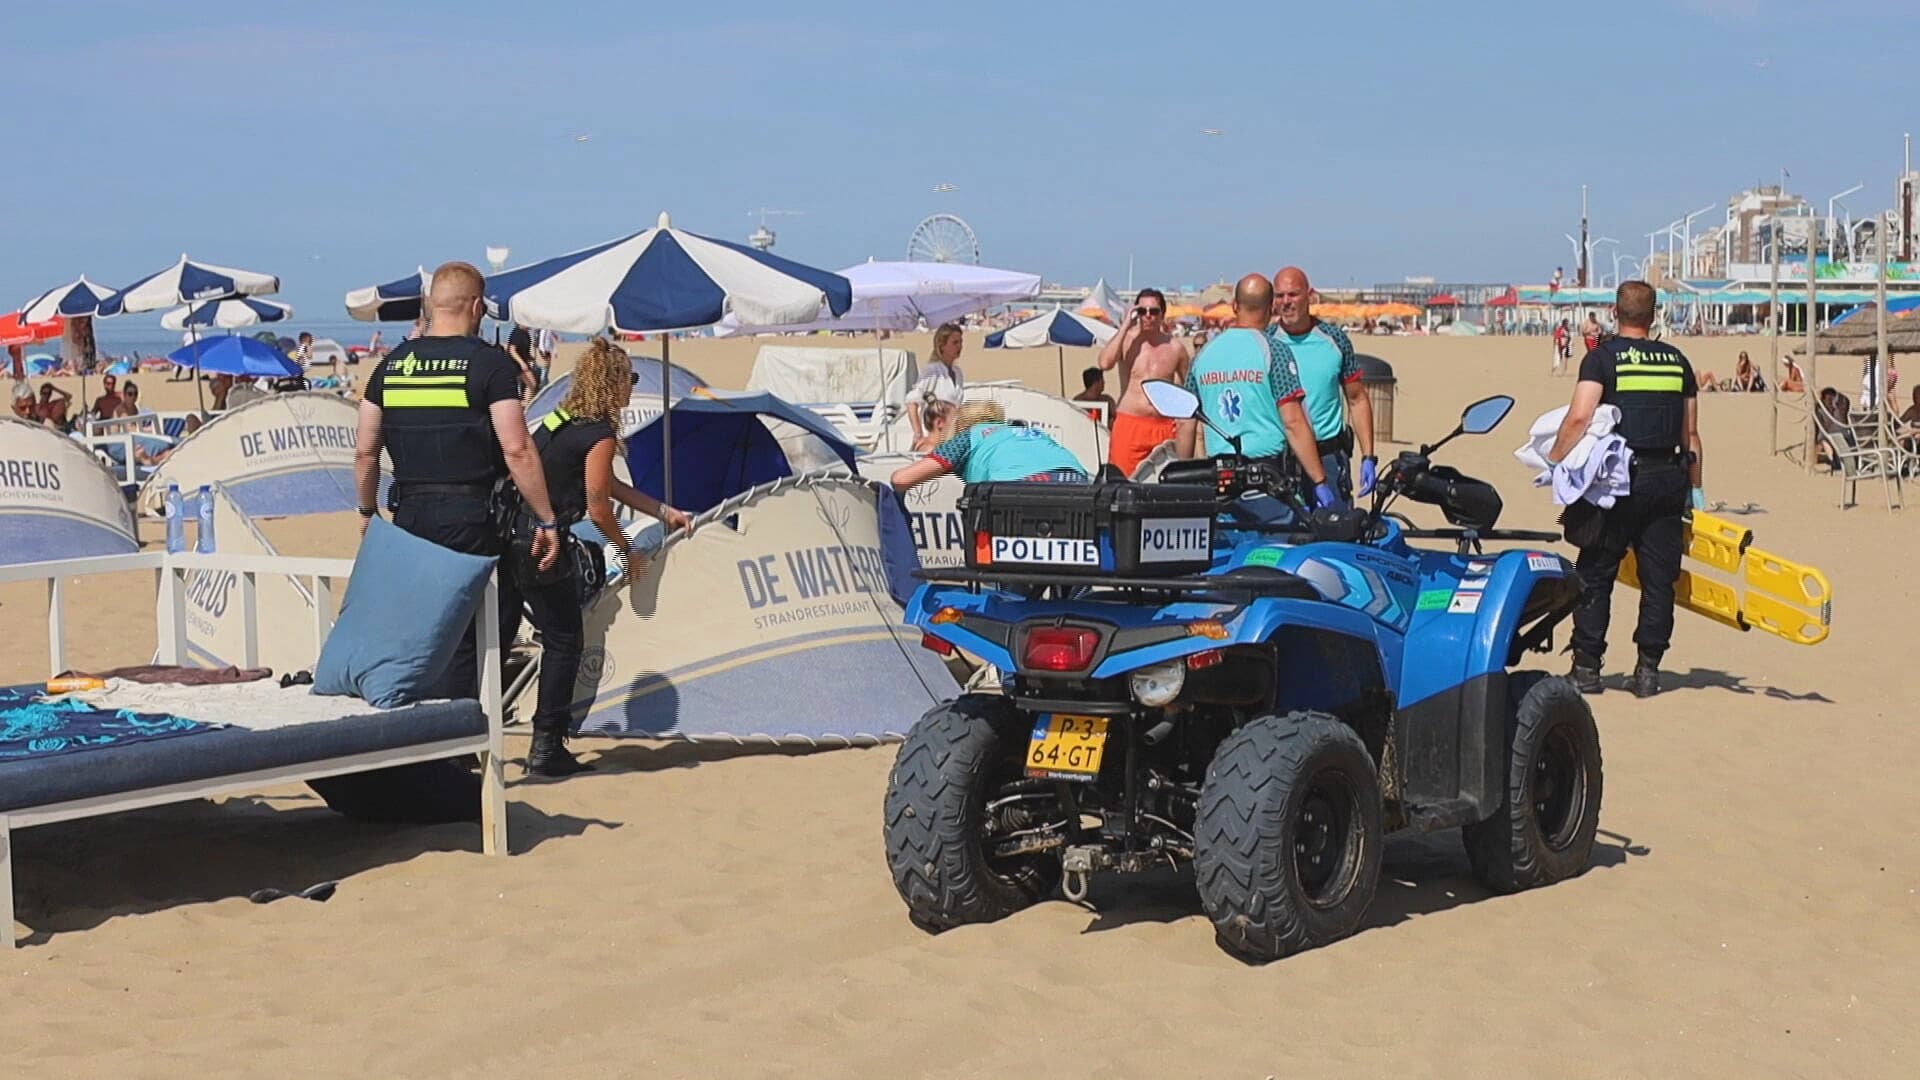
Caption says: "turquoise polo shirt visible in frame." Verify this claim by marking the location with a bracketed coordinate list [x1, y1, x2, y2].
[1184, 327, 1304, 458]
[1267, 321, 1360, 442]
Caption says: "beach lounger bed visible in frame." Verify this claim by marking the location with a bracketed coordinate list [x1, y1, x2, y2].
[0, 551, 508, 948]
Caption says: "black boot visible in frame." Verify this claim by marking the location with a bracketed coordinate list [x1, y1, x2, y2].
[1632, 654, 1661, 699]
[1569, 653, 1604, 695]
[526, 724, 594, 778]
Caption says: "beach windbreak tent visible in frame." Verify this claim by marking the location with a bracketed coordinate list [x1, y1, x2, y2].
[0, 417, 139, 563]
[855, 453, 965, 569]
[624, 392, 860, 515]
[571, 474, 955, 743]
[175, 483, 321, 675]
[745, 345, 919, 407]
[136, 392, 385, 518]
[878, 383, 1110, 474]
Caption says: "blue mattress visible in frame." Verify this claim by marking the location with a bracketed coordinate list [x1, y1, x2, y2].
[0, 686, 486, 813]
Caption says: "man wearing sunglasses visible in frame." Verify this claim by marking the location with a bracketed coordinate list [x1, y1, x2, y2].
[1096, 287, 1192, 476]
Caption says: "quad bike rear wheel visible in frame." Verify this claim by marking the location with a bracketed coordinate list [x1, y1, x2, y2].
[1463, 672, 1604, 893]
[1194, 712, 1384, 963]
[883, 695, 1065, 931]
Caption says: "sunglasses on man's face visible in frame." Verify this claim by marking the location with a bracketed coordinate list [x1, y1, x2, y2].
[629, 371, 641, 386]
[1139, 306, 1164, 316]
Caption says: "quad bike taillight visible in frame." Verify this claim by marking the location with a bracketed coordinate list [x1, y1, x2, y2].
[1023, 627, 1099, 671]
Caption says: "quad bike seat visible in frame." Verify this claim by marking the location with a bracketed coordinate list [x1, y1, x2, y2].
[1206, 566, 1322, 601]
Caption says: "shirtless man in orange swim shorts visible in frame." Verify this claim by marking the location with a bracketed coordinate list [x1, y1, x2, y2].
[1097, 287, 1192, 476]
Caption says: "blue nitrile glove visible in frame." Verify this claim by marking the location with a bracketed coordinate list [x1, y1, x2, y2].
[1358, 456, 1378, 497]
[1689, 487, 1706, 511]
[1314, 481, 1343, 510]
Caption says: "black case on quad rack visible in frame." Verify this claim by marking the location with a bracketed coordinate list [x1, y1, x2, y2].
[959, 480, 1219, 577]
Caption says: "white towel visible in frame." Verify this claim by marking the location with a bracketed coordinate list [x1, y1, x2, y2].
[1551, 433, 1632, 507]
[1515, 404, 1620, 472]
[1517, 404, 1634, 507]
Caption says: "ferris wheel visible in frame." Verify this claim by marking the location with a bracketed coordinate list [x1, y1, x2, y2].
[907, 214, 980, 264]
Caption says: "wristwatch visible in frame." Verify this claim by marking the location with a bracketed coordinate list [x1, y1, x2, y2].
[534, 519, 560, 531]
[356, 505, 377, 518]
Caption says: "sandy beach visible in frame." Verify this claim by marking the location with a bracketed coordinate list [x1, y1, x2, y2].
[3, 332, 1916, 1077]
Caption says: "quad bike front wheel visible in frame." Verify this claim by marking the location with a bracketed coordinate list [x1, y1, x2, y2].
[883, 695, 1066, 931]
[1195, 712, 1384, 963]
[1463, 672, 1604, 892]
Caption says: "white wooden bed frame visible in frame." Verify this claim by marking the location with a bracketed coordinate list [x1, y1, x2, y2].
[1, 550, 507, 948]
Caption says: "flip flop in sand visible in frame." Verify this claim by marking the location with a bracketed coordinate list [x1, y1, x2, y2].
[247, 880, 339, 905]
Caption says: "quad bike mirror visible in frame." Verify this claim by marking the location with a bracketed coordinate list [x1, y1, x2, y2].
[1459, 395, 1514, 436]
[1142, 379, 1199, 420]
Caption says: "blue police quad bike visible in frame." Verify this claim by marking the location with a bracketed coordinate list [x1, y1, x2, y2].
[883, 384, 1603, 962]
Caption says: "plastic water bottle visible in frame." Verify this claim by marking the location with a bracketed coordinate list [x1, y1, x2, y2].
[164, 484, 186, 553]
[196, 485, 216, 552]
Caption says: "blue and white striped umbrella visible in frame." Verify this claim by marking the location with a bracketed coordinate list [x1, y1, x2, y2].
[986, 306, 1118, 396]
[343, 267, 431, 323]
[484, 212, 853, 334]
[986, 306, 1117, 349]
[160, 296, 293, 331]
[101, 254, 279, 315]
[19, 276, 121, 323]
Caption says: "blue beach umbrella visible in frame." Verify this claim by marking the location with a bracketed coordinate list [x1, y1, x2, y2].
[484, 211, 853, 504]
[985, 306, 1118, 395]
[166, 335, 301, 380]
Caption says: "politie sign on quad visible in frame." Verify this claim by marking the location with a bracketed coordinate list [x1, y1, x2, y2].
[960, 480, 1217, 576]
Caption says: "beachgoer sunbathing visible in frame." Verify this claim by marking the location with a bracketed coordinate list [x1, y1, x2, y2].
[1814, 387, 1855, 469]
[89, 373, 123, 420]
[35, 382, 73, 430]
[1698, 351, 1766, 393]
[890, 401, 1088, 492]
[1780, 357, 1806, 394]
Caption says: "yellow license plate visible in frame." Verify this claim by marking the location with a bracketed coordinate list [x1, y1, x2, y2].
[1026, 714, 1109, 781]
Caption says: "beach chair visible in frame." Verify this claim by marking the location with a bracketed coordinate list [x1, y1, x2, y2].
[1, 551, 510, 947]
[1815, 399, 1902, 510]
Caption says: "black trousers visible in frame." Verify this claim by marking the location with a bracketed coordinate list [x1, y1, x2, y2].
[513, 567, 586, 734]
[1570, 460, 1689, 665]
[392, 492, 522, 700]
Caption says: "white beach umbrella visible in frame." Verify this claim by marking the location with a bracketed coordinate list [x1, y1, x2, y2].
[714, 259, 1042, 336]
[160, 297, 293, 331]
[344, 268, 432, 323]
[102, 254, 279, 315]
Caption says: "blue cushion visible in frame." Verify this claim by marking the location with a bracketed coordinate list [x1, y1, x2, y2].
[313, 517, 496, 708]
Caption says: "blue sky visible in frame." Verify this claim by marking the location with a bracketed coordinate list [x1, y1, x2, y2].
[5, 0, 1919, 317]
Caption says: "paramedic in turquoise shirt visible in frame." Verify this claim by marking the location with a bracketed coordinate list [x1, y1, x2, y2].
[1268, 266, 1377, 498]
[1175, 273, 1339, 509]
[890, 400, 1088, 492]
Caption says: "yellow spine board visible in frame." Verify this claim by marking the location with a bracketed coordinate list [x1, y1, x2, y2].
[1617, 510, 1830, 646]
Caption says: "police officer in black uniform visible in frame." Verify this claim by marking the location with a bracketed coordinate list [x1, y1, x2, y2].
[516, 338, 694, 776]
[1545, 280, 1706, 698]
[354, 261, 561, 701]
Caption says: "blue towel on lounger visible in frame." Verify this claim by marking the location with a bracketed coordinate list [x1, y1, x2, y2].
[0, 686, 213, 762]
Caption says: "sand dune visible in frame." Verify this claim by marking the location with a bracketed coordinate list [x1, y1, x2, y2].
[3, 332, 1915, 1077]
